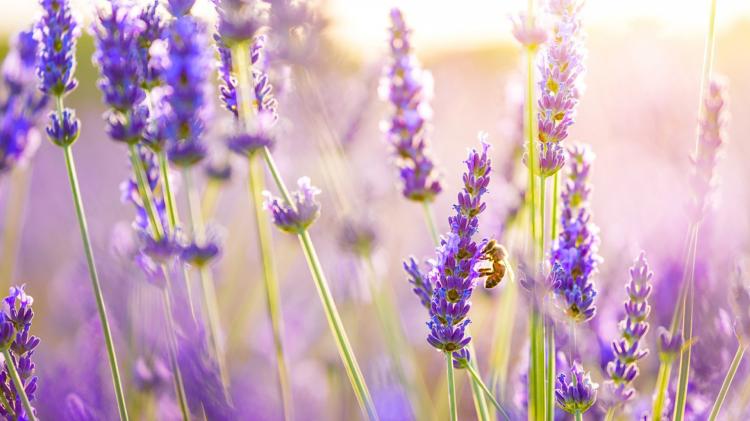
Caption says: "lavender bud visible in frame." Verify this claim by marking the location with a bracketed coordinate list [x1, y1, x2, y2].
[45, 108, 79, 147]
[36, 0, 80, 97]
[657, 327, 683, 360]
[555, 362, 598, 415]
[136, 1, 165, 90]
[511, 13, 548, 49]
[215, 0, 268, 44]
[404, 257, 432, 309]
[263, 176, 321, 234]
[1, 285, 39, 418]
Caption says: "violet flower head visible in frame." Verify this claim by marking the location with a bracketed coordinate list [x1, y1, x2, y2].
[92, 0, 148, 145]
[263, 176, 321, 234]
[555, 362, 598, 415]
[511, 13, 548, 49]
[136, 1, 166, 90]
[167, 0, 197, 17]
[0, 29, 47, 174]
[404, 257, 432, 310]
[164, 15, 213, 167]
[426, 138, 491, 362]
[657, 327, 683, 360]
[181, 228, 222, 268]
[602, 252, 652, 409]
[690, 77, 728, 220]
[380, 8, 441, 202]
[551, 144, 599, 323]
[0, 286, 39, 420]
[36, 0, 80, 97]
[215, 0, 268, 44]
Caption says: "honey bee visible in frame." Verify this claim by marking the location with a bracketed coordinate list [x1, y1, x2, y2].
[478, 239, 508, 289]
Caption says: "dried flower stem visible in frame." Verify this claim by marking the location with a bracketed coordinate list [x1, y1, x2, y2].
[707, 344, 746, 421]
[247, 153, 294, 421]
[0, 168, 30, 287]
[447, 352, 458, 421]
[2, 349, 35, 420]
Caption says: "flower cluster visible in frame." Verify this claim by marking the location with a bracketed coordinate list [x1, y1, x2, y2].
[215, 0, 268, 45]
[163, 15, 212, 167]
[92, 0, 148, 145]
[690, 78, 728, 220]
[380, 8, 441, 202]
[602, 252, 652, 408]
[263, 177, 322, 234]
[425, 138, 491, 365]
[555, 362, 598, 415]
[36, 0, 81, 148]
[551, 144, 599, 323]
[136, 1, 165, 91]
[0, 28, 47, 174]
[0, 286, 39, 420]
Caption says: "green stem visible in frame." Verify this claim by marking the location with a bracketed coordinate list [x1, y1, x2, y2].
[604, 407, 615, 421]
[539, 177, 546, 261]
[545, 316, 555, 421]
[529, 307, 546, 420]
[447, 352, 458, 421]
[421, 201, 440, 246]
[465, 363, 511, 420]
[651, 358, 673, 420]
[63, 144, 129, 421]
[298, 230, 378, 420]
[673, 227, 699, 421]
[708, 345, 746, 421]
[525, 44, 538, 254]
[550, 173, 559, 241]
[3, 349, 35, 420]
[127, 144, 164, 240]
[0, 167, 31, 287]
[247, 153, 294, 421]
[467, 343, 490, 421]
[574, 411, 583, 421]
[160, 287, 191, 421]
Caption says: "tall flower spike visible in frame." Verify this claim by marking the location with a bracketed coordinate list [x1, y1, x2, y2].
[602, 252, 652, 409]
[263, 176, 321, 234]
[164, 15, 213, 167]
[36, 0, 80, 96]
[92, 0, 148, 145]
[555, 362, 598, 415]
[214, 0, 268, 45]
[380, 8, 441, 202]
[690, 77, 728, 220]
[0, 28, 48, 174]
[136, 1, 166, 90]
[551, 144, 600, 323]
[426, 137, 491, 364]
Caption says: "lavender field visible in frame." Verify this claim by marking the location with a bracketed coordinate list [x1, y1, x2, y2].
[0, 0, 749, 419]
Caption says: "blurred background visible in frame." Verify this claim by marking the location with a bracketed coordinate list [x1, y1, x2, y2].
[1, 0, 749, 419]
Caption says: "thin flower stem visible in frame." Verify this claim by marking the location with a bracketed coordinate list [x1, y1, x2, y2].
[447, 352, 458, 421]
[708, 344, 747, 421]
[550, 173, 559, 240]
[247, 153, 294, 421]
[421, 201, 441, 246]
[2, 349, 35, 421]
[127, 144, 164, 240]
[298, 230, 378, 420]
[545, 316, 555, 421]
[201, 180, 222, 219]
[529, 306, 546, 420]
[539, 178, 546, 261]
[604, 407, 615, 421]
[467, 343, 491, 421]
[525, 42, 538, 256]
[0, 167, 30, 287]
[673, 226, 699, 421]
[159, 287, 191, 421]
[651, 360, 673, 420]
[62, 143, 129, 421]
[574, 411, 583, 421]
[465, 363, 511, 420]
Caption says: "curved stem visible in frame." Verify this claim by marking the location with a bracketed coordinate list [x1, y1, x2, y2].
[159, 287, 191, 421]
[247, 154, 294, 421]
[465, 363, 511, 420]
[708, 345, 746, 421]
[298, 230, 378, 420]
[421, 201, 440, 246]
[651, 359, 673, 420]
[63, 144, 129, 421]
[447, 352, 457, 421]
[0, 167, 31, 287]
[3, 349, 35, 421]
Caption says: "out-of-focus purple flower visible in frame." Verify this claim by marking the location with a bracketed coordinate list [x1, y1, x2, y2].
[65, 394, 99, 421]
[657, 327, 683, 359]
[555, 362, 597, 415]
[136, 1, 165, 90]
[404, 257, 432, 309]
[511, 13, 548, 48]
[164, 16, 212, 167]
[338, 216, 378, 256]
[214, 0, 267, 44]
[93, 0, 148, 145]
[263, 176, 321, 234]
[0, 286, 39, 420]
[551, 144, 599, 323]
[166, 0, 197, 17]
[601, 252, 652, 409]
[732, 281, 750, 344]
[0, 29, 47, 174]
[204, 159, 232, 182]
[267, 0, 322, 63]
[36, 0, 80, 97]
[380, 8, 441, 202]
[690, 78, 728, 220]
[181, 228, 222, 268]
[425, 139, 491, 363]
[133, 356, 172, 393]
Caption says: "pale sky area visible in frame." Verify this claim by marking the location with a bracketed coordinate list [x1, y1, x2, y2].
[1, 0, 748, 54]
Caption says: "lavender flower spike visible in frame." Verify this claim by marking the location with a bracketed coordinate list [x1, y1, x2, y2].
[263, 177, 322, 234]
[426, 137, 491, 364]
[380, 8, 441, 202]
[551, 144, 600, 323]
[555, 362, 598, 416]
[690, 77, 728, 220]
[602, 252, 652, 410]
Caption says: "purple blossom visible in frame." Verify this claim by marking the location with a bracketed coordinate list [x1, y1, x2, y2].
[425, 138, 491, 361]
[214, 0, 267, 44]
[380, 8, 441, 202]
[404, 257, 432, 309]
[601, 252, 652, 409]
[45, 108, 79, 147]
[166, 0, 197, 18]
[136, 1, 165, 90]
[263, 176, 322, 234]
[551, 144, 599, 323]
[657, 327, 683, 359]
[35, 0, 80, 96]
[511, 14, 548, 48]
[555, 362, 598, 415]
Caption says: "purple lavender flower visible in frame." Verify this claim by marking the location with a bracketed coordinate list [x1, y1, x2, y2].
[36, 0, 80, 97]
[555, 362, 598, 415]
[263, 176, 321, 233]
[136, 1, 165, 90]
[181, 229, 222, 268]
[0, 286, 39, 420]
[511, 14, 548, 49]
[425, 138, 491, 362]
[0, 29, 47, 174]
[602, 252, 652, 409]
[166, 0, 197, 17]
[690, 78, 728, 220]
[404, 257, 432, 309]
[732, 281, 750, 344]
[214, 0, 268, 44]
[45, 108, 79, 147]
[380, 8, 441, 202]
[163, 16, 212, 167]
[551, 144, 599, 323]
[92, 0, 148, 145]
[657, 327, 683, 360]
